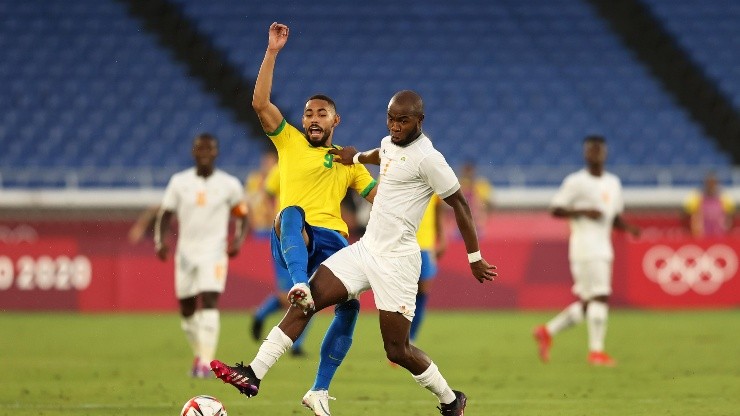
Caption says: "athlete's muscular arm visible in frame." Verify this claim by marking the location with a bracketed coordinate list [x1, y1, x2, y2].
[434, 200, 448, 259]
[154, 209, 174, 261]
[328, 146, 380, 202]
[443, 189, 496, 283]
[364, 185, 378, 203]
[252, 22, 288, 133]
[552, 206, 602, 220]
[328, 146, 381, 165]
[228, 216, 250, 257]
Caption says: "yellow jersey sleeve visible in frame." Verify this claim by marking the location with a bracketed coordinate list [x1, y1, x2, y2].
[416, 194, 439, 250]
[268, 120, 377, 237]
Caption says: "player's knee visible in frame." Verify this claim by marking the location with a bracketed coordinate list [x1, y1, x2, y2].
[200, 292, 220, 309]
[179, 297, 197, 317]
[280, 206, 305, 230]
[384, 342, 409, 365]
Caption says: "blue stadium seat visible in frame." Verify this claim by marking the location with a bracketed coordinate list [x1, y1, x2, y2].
[0, 0, 734, 188]
[643, 0, 740, 112]
[0, 0, 254, 187]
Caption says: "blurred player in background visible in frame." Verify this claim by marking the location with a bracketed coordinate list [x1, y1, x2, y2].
[244, 150, 278, 239]
[249, 160, 313, 356]
[214, 22, 378, 415]
[533, 135, 639, 367]
[155, 132, 249, 378]
[409, 194, 447, 344]
[682, 172, 736, 237]
[212, 89, 496, 416]
[458, 161, 494, 236]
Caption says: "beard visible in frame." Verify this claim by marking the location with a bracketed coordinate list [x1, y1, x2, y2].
[391, 128, 422, 147]
[304, 129, 331, 147]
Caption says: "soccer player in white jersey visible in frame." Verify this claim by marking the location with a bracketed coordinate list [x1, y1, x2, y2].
[533, 135, 639, 367]
[155, 133, 248, 378]
[211, 90, 496, 415]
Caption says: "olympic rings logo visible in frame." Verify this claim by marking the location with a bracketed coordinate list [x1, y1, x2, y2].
[642, 244, 737, 295]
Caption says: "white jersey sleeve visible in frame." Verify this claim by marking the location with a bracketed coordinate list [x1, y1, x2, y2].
[419, 151, 460, 199]
[161, 174, 181, 211]
[550, 173, 580, 209]
[225, 175, 245, 208]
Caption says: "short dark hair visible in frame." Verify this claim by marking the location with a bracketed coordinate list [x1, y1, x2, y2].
[307, 94, 337, 112]
[583, 134, 606, 144]
[194, 132, 218, 145]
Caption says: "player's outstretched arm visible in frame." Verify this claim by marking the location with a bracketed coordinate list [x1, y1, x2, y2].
[444, 190, 496, 283]
[552, 206, 602, 220]
[252, 22, 288, 134]
[328, 146, 381, 165]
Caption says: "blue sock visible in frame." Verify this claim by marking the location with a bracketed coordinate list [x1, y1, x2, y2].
[255, 295, 281, 321]
[279, 207, 309, 285]
[312, 299, 360, 390]
[410, 292, 428, 343]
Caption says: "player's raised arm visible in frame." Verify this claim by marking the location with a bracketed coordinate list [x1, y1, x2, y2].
[252, 22, 289, 134]
[443, 189, 497, 283]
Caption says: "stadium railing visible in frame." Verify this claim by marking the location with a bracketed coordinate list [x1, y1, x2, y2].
[1, 165, 738, 210]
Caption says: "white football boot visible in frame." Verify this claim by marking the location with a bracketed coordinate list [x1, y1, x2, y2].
[302, 390, 335, 416]
[288, 282, 315, 314]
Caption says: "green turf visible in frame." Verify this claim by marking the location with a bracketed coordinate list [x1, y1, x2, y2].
[1, 309, 738, 415]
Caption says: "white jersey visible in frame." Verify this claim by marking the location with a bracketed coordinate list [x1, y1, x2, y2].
[361, 134, 460, 256]
[161, 168, 244, 262]
[550, 169, 624, 262]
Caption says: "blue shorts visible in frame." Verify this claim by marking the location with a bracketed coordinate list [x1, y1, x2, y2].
[270, 224, 349, 292]
[419, 250, 438, 281]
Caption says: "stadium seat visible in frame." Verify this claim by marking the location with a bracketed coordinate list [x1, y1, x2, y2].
[0, 0, 734, 188]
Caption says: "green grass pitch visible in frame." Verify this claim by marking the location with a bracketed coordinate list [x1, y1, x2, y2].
[1, 309, 738, 415]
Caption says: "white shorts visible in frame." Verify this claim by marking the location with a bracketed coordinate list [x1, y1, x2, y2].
[321, 240, 421, 321]
[570, 259, 612, 300]
[175, 252, 228, 299]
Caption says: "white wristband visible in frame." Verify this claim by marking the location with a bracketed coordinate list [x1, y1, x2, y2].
[352, 152, 361, 164]
[467, 250, 482, 263]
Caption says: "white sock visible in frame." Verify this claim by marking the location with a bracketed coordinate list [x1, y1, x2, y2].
[197, 309, 220, 364]
[546, 301, 584, 335]
[412, 362, 456, 404]
[249, 326, 292, 379]
[180, 314, 199, 357]
[586, 301, 608, 352]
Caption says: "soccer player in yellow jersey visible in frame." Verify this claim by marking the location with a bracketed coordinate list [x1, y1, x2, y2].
[250, 162, 313, 356]
[410, 194, 447, 344]
[212, 23, 377, 415]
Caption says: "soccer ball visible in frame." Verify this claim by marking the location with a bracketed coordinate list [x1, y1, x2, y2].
[180, 395, 227, 416]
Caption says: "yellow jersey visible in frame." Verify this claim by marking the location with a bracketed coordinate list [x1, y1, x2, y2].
[416, 194, 440, 250]
[268, 120, 376, 237]
[684, 191, 735, 215]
